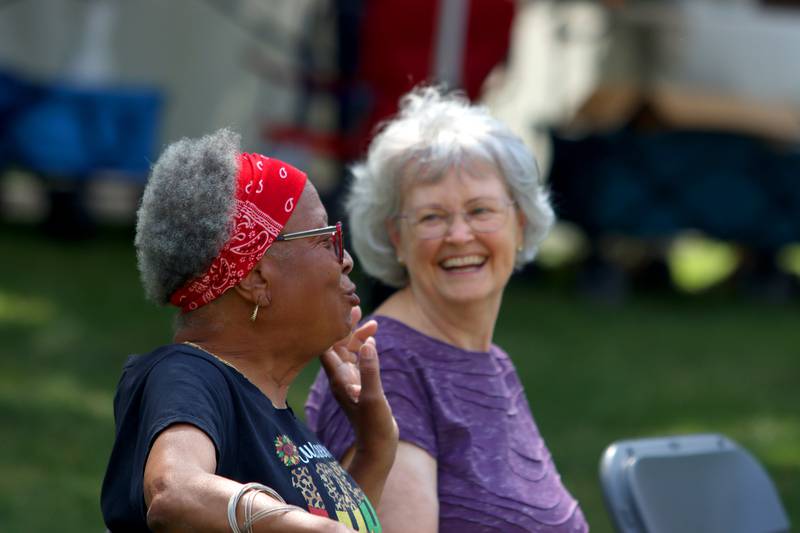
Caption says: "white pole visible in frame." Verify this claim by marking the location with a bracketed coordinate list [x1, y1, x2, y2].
[432, 0, 471, 89]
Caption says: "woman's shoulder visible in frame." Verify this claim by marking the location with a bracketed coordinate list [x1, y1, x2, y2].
[371, 314, 416, 335]
[368, 315, 442, 364]
[369, 314, 503, 376]
[119, 343, 235, 394]
[369, 315, 418, 349]
[125, 342, 225, 372]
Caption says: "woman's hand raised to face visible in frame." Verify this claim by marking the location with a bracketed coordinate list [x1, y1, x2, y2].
[320, 306, 398, 504]
[320, 306, 398, 455]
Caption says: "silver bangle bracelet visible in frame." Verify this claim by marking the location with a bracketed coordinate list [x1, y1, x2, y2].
[227, 482, 304, 533]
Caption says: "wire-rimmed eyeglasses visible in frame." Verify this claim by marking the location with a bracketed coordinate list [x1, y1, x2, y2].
[396, 197, 515, 240]
[275, 221, 343, 264]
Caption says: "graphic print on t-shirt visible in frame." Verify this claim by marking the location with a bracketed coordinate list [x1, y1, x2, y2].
[274, 434, 382, 532]
[291, 466, 328, 517]
[274, 434, 302, 466]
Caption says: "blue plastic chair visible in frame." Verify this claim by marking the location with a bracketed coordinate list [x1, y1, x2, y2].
[599, 433, 790, 533]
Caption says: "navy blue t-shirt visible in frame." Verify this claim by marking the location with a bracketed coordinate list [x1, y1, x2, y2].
[101, 343, 380, 532]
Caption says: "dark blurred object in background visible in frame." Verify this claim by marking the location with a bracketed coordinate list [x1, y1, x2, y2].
[549, 86, 800, 302]
[761, 0, 800, 8]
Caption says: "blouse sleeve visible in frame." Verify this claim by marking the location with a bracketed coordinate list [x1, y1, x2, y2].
[306, 344, 438, 461]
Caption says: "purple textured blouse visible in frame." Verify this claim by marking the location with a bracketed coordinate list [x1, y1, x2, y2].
[306, 315, 588, 532]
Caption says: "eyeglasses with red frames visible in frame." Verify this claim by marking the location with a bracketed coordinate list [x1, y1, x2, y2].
[274, 221, 344, 264]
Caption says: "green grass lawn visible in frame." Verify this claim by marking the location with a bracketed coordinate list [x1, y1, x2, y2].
[0, 224, 797, 532]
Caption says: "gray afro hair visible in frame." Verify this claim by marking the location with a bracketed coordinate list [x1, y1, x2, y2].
[135, 128, 240, 304]
[346, 86, 555, 288]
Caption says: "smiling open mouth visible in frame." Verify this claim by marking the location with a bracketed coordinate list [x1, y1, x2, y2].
[440, 255, 487, 271]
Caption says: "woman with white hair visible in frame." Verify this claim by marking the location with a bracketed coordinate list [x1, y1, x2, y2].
[101, 128, 397, 532]
[306, 88, 588, 532]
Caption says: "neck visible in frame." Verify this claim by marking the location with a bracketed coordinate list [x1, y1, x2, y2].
[377, 286, 501, 352]
[175, 318, 311, 409]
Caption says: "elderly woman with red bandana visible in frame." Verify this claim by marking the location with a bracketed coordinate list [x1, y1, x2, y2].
[101, 129, 397, 532]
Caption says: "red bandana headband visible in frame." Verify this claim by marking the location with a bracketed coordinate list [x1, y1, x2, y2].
[170, 153, 307, 312]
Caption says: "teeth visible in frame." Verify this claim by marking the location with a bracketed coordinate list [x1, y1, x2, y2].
[441, 255, 485, 268]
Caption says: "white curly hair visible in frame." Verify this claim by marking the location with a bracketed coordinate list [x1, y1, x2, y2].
[346, 86, 555, 288]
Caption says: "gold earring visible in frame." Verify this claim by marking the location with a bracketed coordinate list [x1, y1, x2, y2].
[250, 304, 259, 322]
[516, 245, 523, 253]
[397, 256, 404, 264]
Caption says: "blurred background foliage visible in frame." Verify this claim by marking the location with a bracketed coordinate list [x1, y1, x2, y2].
[0, 226, 797, 531]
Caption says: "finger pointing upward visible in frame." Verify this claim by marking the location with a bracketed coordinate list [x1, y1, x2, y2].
[356, 337, 384, 401]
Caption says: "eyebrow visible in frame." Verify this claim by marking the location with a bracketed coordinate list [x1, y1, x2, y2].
[410, 196, 504, 209]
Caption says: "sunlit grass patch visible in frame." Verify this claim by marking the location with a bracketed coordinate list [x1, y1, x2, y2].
[658, 414, 800, 465]
[0, 291, 56, 326]
[0, 372, 113, 421]
[733, 415, 800, 468]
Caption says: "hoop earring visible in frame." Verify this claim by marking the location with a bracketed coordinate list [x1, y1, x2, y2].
[250, 304, 259, 323]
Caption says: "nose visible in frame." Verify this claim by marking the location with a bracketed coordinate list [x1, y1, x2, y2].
[342, 248, 354, 275]
[444, 212, 475, 244]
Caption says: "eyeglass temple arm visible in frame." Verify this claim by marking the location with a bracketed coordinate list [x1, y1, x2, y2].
[276, 225, 338, 241]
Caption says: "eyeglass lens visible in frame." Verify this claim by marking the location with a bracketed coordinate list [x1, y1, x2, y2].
[334, 222, 343, 264]
[407, 198, 512, 239]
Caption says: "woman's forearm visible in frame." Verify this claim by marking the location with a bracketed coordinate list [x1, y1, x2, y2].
[144, 425, 349, 532]
[146, 469, 348, 532]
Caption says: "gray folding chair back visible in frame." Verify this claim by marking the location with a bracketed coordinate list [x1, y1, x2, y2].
[599, 433, 790, 533]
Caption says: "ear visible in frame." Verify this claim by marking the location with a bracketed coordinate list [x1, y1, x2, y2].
[234, 258, 273, 308]
[515, 209, 526, 248]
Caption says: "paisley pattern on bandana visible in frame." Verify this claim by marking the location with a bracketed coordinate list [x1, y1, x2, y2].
[170, 153, 307, 312]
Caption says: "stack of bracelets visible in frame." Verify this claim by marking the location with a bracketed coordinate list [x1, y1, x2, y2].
[226, 483, 305, 532]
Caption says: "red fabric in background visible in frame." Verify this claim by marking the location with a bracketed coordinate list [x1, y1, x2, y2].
[355, 0, 515, 150]
[264, 1, 515, 161]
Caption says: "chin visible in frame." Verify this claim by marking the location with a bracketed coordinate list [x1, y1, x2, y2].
[337, 309, 354, 338]
[339, 321, 352, 341]
[442, 282, 503, 304]
[450, 296, 490, 307]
